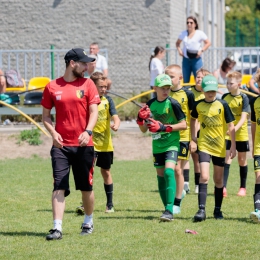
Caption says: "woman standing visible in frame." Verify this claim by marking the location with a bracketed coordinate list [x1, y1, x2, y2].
[149, 46, 165, 91]
[176, 16, 211, 83]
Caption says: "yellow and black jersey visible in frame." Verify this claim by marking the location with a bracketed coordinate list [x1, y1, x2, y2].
[191, 98, 235, 157]
[93, 95, 117, 152]
[170, 87, 195, 141]
[222, 92, 250, 141]
[250, 96, 260, 155]
[190, 85, 205, 102]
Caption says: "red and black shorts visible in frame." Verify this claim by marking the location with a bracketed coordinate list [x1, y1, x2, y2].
[51, 146, 95, 197]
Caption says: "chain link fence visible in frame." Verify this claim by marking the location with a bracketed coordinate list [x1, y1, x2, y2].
[1, 47, 260, 96]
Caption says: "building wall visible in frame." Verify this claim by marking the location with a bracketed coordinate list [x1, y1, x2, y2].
[0, 0, 225, 94]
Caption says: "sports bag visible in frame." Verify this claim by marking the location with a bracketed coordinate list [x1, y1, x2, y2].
[5, 69, 23, 87]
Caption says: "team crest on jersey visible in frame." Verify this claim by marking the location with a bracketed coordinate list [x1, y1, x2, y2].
[218, 109, 221, 114]
[76, 90, 84, 98]
[181, 98, 184, 103]
[201, 122, 206, 129]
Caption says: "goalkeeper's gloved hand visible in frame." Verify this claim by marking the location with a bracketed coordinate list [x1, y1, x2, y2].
[147, 118, 173, 133]
[136, 105, 151, 126]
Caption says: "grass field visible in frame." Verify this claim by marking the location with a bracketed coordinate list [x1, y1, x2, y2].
[0, 156, 258, 259]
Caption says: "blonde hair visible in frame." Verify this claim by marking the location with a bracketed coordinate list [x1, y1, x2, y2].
[164, 64, 182, 75]
[226, 71, 242, 82]
[254, 68, 260, 83]
[196, 68, 211, 77]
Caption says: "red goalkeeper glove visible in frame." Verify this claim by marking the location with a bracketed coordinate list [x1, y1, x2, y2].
[136, 105, 151, 126]
[147, 118, 173, 133]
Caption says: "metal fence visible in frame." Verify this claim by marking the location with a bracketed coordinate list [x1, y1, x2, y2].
[1, 47, 260, 96]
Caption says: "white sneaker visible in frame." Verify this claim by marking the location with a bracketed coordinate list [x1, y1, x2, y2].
[184, 182, 190, 194]
[250, 209, 260, 223]
[181, 189, 186, 200]
[195, 185, 199, 194]
[173, 205, 181, 215]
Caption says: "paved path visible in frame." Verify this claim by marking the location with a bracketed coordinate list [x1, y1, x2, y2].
[0, 120, 140, 133]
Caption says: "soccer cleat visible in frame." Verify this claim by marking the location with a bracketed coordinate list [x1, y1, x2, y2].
[75, 205, 85, 215]
[194, 185, 199, 194]
[213, 208, 224, 220]
[80, 223, 94, 235]
[250, 209, 260, 223]
[105, 205, 115, 213]
[160, 210, 173, 222]
[237, 188, 246, 196]
[223, 187, 228, 197]
[173, 205, 181, 214]
[46, 229, 62, 240]
[181, 189, 186, 200]
[193, 209, 206, 222]
[184, 182, 190, 194]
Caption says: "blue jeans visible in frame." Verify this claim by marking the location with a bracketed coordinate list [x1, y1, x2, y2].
[182, 56, 203, 83]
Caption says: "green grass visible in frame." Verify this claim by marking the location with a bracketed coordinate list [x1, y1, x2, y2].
[0, 157, 258, 259]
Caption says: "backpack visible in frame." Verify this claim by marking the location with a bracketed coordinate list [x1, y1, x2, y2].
[5, 69, 23, 87]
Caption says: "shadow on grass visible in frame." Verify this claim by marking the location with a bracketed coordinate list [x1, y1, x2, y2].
[0, 231, 46, 237]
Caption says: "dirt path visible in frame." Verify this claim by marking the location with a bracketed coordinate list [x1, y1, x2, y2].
[0, 131, 152, 161]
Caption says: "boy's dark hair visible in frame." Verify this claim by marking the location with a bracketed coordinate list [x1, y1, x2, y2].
[149, 46, 165, 71]
[221, 57, 236, 73]
[187, 16, 199, 30]
[90, 71, 107, 85]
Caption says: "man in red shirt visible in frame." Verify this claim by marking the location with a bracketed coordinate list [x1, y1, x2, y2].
[41, 48, 100, 240]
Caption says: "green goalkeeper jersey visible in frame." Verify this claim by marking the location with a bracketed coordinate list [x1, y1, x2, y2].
[146, 96, 186, 154]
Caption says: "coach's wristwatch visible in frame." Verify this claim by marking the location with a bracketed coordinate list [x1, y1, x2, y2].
[85, 130, 92, 136]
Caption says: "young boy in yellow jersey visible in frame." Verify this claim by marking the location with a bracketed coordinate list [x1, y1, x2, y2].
[190, 69, 211, 193]
[191, 75, 236, 222]
[137, 74, 186, 221]
[250, 71, 260, 222]
[76, 72, 120, 214]
[222, 71, 250, 197]
[165, 64, 195, 214]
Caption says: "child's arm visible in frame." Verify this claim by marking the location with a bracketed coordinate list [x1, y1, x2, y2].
[251, 122, 256, 158]
[147, 118, 186, 133]
[228, 122, 236, 159]
[111, 114, 120, 132]
[190, 118, 197, 153]
[234, 112, 248, 132]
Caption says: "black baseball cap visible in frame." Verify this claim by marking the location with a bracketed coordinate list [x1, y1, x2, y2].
[64, 48, 96, 63]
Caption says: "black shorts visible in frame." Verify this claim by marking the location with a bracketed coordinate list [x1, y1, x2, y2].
[198, 150, 225, 167]
[153, 150, 178, 168]
[51, 146, 95, 197]
[95, 151, 113, 169]
[254, 156, 260, 172]
[178, 141, 190, 160]
[226, 140, 250, 152]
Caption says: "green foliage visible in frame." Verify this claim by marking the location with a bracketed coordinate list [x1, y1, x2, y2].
[225, 0, 260, 46]
[0, 157, 259, 259]
[17, 128, 42, 145]
[112, 96, 140, 121]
